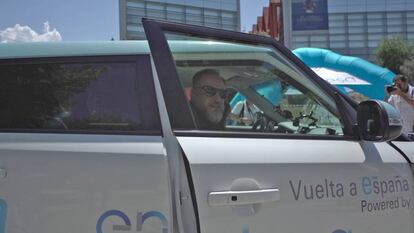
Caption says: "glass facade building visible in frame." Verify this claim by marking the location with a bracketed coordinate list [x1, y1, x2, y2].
[291, 0, 414, 59]
[120, 0, 240, 40]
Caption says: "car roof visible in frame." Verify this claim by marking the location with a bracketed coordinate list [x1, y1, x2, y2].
[0, 40, 268, 59]
[0, 41, 151, 59]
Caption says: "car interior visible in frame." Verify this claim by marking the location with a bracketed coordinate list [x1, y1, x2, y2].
[175, 57, 344, 135]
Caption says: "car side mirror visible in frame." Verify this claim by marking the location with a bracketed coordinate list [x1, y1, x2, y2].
[357, 100, 402, 142]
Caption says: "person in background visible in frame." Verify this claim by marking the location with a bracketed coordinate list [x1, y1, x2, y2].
[230, 99, 260, 126]
[386, 74, 414, 134]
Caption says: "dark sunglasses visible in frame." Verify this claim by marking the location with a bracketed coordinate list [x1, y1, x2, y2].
[195, 85, 228, 99]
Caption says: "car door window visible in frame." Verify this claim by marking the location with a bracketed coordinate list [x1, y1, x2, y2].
[165, 33, 343, 136]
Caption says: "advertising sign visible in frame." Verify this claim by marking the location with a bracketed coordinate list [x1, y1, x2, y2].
[292, 0, 328, 31]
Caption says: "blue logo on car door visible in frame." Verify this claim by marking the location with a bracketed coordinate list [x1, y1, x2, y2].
[97, 210, 167, 233]
[333, 229, 352, 233]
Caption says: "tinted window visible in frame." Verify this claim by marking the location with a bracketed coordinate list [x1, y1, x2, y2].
[0, 56, 160, 133]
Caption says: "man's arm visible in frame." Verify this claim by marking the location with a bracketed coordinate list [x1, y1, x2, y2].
[228, 102, 243, 123]
[230, 101, 243, 115]
[393, 87, 414, 108]
[399, 91, 414, 107]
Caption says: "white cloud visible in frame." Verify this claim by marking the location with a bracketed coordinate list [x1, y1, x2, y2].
[0, 22, 62, 43]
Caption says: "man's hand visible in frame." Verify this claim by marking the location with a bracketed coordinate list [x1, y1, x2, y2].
[385, 85, 392, 95]
[241, 117, 253, 126]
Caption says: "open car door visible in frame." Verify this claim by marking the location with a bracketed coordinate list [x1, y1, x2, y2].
[143, 19, 414, 233]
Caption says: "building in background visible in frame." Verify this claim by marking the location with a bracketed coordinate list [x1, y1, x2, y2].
[120, 0, 240, 40]
[253, 0, 414, 60]
[251, 0, 283, 42]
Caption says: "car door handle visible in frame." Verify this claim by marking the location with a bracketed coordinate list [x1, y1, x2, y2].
[208, 188, 280, 206]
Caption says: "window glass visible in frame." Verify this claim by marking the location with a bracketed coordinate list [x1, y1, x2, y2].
[387, 25, 403, 33]
[167, 6, 184, 22]
[330, 35, 345, 41]
[222, 12, 235, 19]
[127, 25, 145, 32]
[146, 2, 164, 10]
[348, 14, 364, 20]
[348, 19, 364, 27]
[292, 42, 311, 48]
[310, 41, 328, 48]
[367, 19, 384, 26]
[348, 27, 365, 34]
[329, 14, 345, 21]
[310, 35, 327, 42]
[165, 34, 344, 136]
[368, 34, 384, 40]
[127, 15, 141, 24]
[367, 13, 383, 19]
[293, 36, 308, 42]
[204, 9, 220, 26]
[126, 8, 145, 16]
[329, 27, 346, 34]
[0, 58, 159, 133]
[330, 41, 347, 48]
[166, 5, 183, 13]
[349, 34, 364, 40]
[126, 0, 145, 8]
[186, 7, 201, 15]
[349, 41, 365, 48]
[367, 27, 384, 33]
[329, 20, 345, 27]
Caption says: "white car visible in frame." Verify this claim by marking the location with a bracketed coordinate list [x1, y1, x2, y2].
[0, 19, 413, 233]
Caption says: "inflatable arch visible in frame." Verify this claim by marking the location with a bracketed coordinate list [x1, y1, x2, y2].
[229, 48, 394, 109]
[293, 48, 395, 100]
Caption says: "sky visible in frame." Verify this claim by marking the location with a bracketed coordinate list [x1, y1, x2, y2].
[0, 0, 269, 42]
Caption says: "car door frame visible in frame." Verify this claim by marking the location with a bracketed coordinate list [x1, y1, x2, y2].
[142, 18, 357, 138]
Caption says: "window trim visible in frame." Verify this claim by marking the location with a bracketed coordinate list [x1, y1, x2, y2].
[174, 130, 354, 141]
[0, 55, 162, 136]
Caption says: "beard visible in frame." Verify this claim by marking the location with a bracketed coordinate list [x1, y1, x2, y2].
[192, 96, 225, 124]
[205, 108, 224, 123]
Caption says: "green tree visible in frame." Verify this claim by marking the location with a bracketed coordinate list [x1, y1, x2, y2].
[400, 59, 414, 84]
[375, 37, 413, 74]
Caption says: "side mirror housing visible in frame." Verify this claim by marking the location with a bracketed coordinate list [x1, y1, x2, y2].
[357, 100, 402, 142]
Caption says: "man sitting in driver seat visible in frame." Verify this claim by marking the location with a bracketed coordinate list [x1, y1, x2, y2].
[190, 69, 229, 130]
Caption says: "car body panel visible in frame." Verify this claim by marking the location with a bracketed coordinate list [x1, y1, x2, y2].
[178, 136, 414, 233]
[0, 133, 172, 233]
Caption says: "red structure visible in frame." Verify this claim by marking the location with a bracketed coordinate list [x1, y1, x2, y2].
[251, 0, 283, 42]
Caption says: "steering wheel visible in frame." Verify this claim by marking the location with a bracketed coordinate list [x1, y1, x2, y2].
[252, 112, 276, 132]
[293, 111, 318, 134]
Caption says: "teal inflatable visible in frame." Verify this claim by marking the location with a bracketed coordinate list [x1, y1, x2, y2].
[293, 48, 395, 100]
[230, 80, 282, 107]
[230, 48, 394, 108]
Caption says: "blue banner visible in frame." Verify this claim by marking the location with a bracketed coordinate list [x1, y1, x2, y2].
[292, 0, 328, 31]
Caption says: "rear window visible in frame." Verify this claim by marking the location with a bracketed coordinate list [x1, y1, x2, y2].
[0, 56, 161, 134]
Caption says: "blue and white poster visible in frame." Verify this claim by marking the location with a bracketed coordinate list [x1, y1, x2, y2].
[292, 0, 328, 31]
